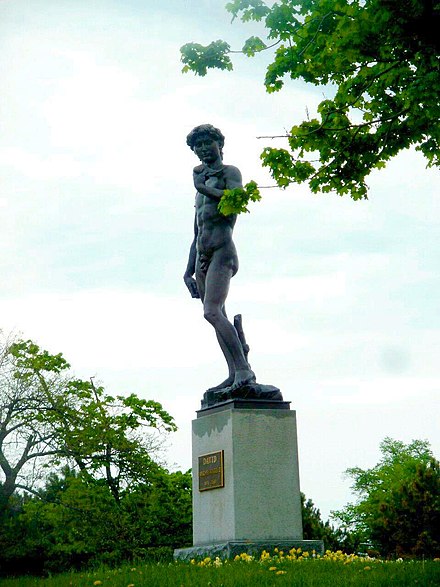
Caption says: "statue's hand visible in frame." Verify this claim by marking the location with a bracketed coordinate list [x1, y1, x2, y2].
[184, 275, 200, 298]
[194, 170, 207, 191]
[205, 176, 219, 188]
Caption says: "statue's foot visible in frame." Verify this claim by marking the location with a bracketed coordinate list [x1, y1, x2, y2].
[222, 369, 256, 393]
[202, 377, 283, 408]
[206, 376, 234, 393]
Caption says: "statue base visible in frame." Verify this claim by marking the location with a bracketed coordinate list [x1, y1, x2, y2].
[188, 400, 304, 548]
[202, 382, 283, 409]
[174, 539, 324, 561]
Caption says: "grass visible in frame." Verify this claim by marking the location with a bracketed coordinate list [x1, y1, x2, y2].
[1, 550, 439, 586]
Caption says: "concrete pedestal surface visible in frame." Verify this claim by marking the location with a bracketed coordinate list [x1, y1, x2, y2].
[174, 399, 323, 560]
[193, 402, 302, 545]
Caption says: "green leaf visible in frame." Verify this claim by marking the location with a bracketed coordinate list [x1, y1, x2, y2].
[242, 36, 267, 56]
[180, 41, 232, 76]
[218, 180, 262, 216]
[226, 0, 270, 22]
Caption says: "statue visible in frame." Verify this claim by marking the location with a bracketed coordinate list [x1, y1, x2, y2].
[184, 124, 282, 407]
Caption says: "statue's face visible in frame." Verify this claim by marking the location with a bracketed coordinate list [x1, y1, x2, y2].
[193, 134, 221, 165]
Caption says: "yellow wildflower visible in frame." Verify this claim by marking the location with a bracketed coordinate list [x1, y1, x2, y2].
[276, 570, 287, 575]
[269, 566, 277, 571]
[93, 582, 102, 586]
[239, 552, 253, 562]
[127, 584, 135, 587]
[364, 566, 371, 571]
[260, 550, 270, 561]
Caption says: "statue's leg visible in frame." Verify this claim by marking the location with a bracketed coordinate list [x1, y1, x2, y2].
[197, 254, 234, 390]
[203, 251, 254, 388]
[207, 305, 235, 391]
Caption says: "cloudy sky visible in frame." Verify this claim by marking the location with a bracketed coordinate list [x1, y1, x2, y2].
[1, 0, 439, 520]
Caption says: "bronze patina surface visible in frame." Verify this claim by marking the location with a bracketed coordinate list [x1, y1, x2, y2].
[184, 124, 283, 408]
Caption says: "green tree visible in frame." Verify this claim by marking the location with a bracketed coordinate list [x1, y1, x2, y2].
[301, 492, 360, 552]
[0, 336, 176, 513]
[0, 467, 192, 574]
[181, 0, 440, 199]
[332, 437, 440, 557]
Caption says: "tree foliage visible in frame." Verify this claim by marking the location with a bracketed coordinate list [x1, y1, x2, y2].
[0, 466, 192, 574]
[218, 180, 262, 215]
[181, 0, 440, 199]
[0, 336, 176, 512]
[332, 437, 440, 557]
[301, 492, 361, 553]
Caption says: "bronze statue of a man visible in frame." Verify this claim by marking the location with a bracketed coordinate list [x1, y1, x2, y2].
[184, 124, 256, 397]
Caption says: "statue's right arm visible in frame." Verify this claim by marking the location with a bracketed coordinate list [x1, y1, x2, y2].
[193, 166, 223, 201]
[183, 213, 200, 298]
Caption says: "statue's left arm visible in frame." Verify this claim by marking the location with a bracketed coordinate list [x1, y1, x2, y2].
[223, 165, 243, 191]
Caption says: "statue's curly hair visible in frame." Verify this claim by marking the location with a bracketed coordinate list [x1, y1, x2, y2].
[186, 124, 225, 156]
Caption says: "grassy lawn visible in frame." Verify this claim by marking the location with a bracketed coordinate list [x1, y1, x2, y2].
[1, 551, 439, 586]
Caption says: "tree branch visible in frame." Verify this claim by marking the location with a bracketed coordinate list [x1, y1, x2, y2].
[256, 107, 409, 140]
[229, 39, 281, 54]
[297, 12, 334, 59]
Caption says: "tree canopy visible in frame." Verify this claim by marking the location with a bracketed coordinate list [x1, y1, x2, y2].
[181, 0, 440, 199]
[332, 437, 440, 557]
[0, 335, 192, 574]
[0, 336, 176, 512]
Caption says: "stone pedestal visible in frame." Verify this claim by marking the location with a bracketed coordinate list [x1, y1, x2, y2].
[174, 399, 323, 560]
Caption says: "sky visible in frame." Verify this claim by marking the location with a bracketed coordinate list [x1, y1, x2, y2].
[0, 0, 439, 522]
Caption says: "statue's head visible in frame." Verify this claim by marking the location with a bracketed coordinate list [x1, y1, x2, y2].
[186, 124, 225, 159]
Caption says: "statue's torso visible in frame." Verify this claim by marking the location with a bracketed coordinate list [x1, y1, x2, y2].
[195, 169, 236, 255]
